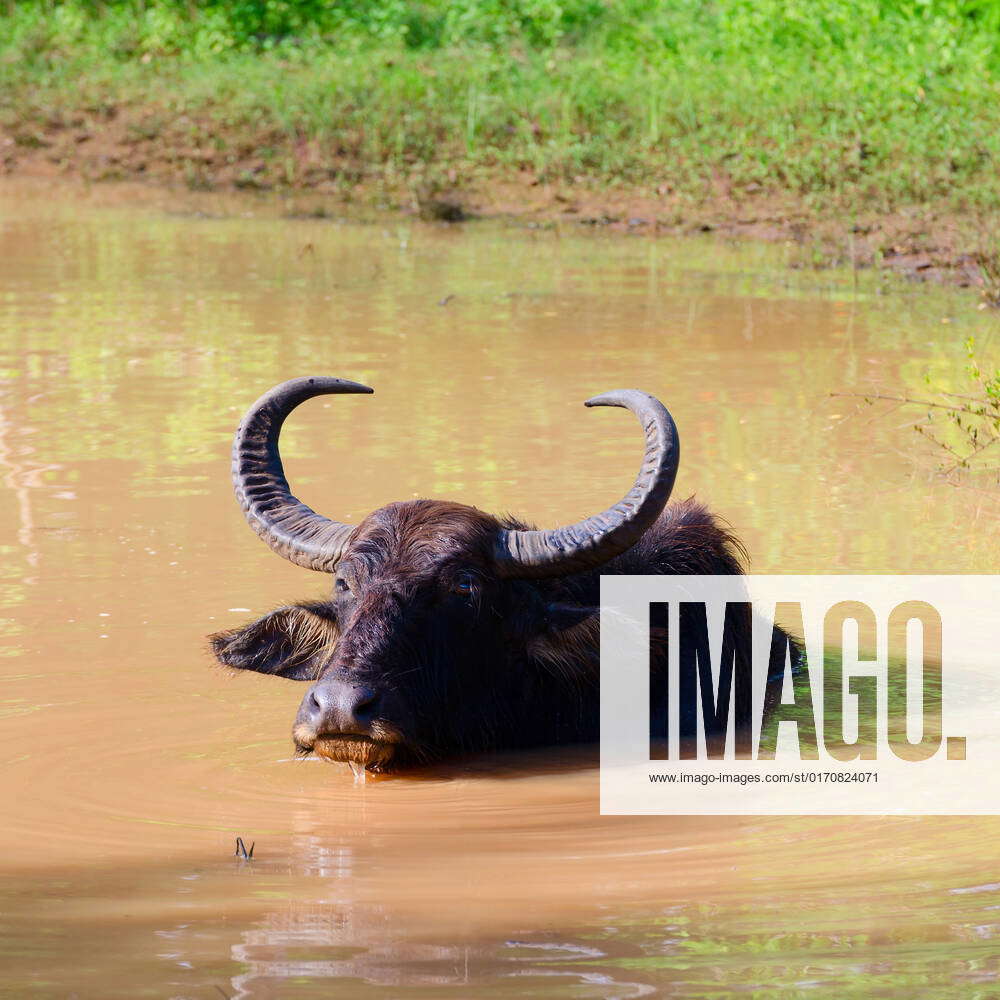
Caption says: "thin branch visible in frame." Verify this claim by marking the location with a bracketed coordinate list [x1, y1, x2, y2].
[916, 425, 966, 462]
[957, 434, 1000, 465]
[937, 390, 1000, 405]
[830, 391, 986, 416]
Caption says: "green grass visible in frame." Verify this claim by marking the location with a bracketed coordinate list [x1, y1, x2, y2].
[3, 1, 1000, 209]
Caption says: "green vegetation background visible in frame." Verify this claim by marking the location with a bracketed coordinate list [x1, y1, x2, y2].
[3, 0, 1000, 209]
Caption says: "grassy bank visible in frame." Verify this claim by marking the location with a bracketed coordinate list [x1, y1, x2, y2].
[2, 2, 1000, 283]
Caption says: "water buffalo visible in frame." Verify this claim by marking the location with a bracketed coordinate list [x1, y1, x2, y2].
[211, 377, 764, 771]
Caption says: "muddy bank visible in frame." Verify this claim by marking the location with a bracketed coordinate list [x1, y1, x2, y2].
[0, 103, 992, 297]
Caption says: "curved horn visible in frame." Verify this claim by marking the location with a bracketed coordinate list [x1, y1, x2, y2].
[232, 376, 373, 572]
[494, 390, 679, 578]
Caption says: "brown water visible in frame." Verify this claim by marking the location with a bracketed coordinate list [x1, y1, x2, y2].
[1, 180, 999, 999]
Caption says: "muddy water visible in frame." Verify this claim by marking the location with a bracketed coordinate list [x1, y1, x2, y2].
[1, 180, 998, 999]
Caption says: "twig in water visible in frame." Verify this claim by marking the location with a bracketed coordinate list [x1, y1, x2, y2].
[831, 357, 1000, 481]
[830, 391, 981, 416]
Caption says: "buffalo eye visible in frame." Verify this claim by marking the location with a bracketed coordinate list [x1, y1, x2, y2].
[334, 578, 350, 595]
[451, 574, 476, 597]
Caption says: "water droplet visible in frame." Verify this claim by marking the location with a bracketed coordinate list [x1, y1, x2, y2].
[349, 761, 366, 785]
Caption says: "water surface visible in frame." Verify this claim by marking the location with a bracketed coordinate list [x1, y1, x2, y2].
[1, 180, 998, 999]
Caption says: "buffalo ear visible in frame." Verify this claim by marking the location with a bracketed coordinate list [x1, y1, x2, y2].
[527, 602, 599, 679]
[209, 603, 338, 681]
[545, 602, 598, 633]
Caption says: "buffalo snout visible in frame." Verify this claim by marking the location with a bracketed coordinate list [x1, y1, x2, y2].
[292, 676, 400, 768]
[298, 678, 381, 738]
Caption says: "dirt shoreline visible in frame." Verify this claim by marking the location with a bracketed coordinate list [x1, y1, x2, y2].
[1, 105, 992, 299]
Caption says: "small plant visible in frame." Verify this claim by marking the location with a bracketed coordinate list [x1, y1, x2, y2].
[915, 338, 1000, 476]
[974, 248, 1000, 308]
[835, 338, 1000, 482]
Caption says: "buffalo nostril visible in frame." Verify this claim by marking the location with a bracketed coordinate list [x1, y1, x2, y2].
[349, 688, 379, 725]
[306, 686, 328, 720]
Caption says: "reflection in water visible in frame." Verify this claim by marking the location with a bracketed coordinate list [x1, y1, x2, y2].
[0, 180, 998, 998]
[226, 911, 658, 999]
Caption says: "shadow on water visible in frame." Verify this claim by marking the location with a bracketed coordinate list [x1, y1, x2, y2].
[347, 742, 602, 783]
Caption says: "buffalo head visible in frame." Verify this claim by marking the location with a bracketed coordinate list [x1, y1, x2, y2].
[210, 376, 681, 770]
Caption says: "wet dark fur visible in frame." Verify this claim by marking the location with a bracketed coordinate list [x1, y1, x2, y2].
[211, 496, 759, 768]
